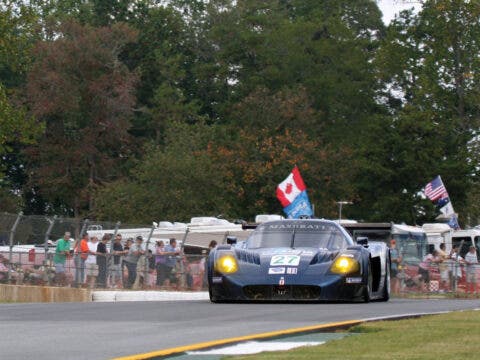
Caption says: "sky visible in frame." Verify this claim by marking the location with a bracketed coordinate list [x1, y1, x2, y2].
[377, 0, 423, 24]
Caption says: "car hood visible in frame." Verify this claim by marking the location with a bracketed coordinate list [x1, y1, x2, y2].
[235, 247, 337, 267]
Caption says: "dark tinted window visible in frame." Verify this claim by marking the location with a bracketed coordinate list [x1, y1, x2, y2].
[246, 223, 350, 250]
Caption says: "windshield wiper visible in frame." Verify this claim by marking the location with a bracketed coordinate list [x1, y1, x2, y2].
[290, 230, 296, 249]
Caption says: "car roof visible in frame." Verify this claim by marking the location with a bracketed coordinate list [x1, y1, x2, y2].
[255, 219, 353, 240]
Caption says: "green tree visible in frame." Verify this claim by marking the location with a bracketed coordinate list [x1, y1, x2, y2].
[359, 0, 480, 224]
[126, 6, 200, 142]
[0, 84, 42, 212]
[0, 1, 44, 212]
[94, 121, 228, 222]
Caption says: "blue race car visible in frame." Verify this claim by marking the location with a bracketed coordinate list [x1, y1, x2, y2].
[207, 219, 390, 302]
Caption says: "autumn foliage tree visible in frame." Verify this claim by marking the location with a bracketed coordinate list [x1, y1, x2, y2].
[208, 87, 357, 219]
[24, 20, 138, 216]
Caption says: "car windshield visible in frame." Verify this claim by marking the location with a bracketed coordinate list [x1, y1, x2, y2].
[246, 224, 349, 251]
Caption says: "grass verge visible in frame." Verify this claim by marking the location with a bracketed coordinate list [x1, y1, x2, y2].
[224, 310, 480, 360]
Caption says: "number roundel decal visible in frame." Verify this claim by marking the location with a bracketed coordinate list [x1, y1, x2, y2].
[270, 255, 300, 266]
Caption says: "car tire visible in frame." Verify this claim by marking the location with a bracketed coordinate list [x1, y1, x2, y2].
[209, 288, 219, 303]
[379, 255, 391, 302]
[363, 260, 373, 303]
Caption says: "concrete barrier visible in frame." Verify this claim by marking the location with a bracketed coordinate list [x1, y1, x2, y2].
[0, 284, 91, 303]
[92, 290, 210, 302]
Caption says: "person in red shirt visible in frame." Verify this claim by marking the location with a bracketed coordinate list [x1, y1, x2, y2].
[74, 234, 89, 287]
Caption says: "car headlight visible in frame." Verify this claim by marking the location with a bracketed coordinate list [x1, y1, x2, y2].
[215, 254, 238, 274]
[330, 256, 360, 275]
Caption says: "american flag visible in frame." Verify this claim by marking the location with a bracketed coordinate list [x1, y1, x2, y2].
[424, 176, 448, 202]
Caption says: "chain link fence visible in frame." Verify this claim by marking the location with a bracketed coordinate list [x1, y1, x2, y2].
[2, 212, 479, 297]
[394, 260, 480, 297]
[0, 212, 252, 290]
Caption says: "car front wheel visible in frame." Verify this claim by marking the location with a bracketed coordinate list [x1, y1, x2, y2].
[363, 261, 373, 303]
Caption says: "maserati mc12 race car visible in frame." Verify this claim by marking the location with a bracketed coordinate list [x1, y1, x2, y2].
[207, 219, 390, 302]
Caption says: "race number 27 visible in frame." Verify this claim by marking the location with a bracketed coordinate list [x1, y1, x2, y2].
[270, 255, 300, 266]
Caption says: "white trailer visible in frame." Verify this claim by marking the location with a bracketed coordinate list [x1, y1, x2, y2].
[422, 223, 479, 257]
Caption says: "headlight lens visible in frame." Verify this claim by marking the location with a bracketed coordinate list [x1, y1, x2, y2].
[215, 254, 238, 274]
[330, 256, 360, 275]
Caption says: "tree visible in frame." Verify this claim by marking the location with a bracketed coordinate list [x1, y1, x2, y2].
[0, 1, 44, 212]
[94, 120, 228, 222]
[126, 6, 200, 142]
[360, 0, 480, 224]
[24, 20, 138, 217]
[208, 87, 357, 219]
[0, 84, 43, 212]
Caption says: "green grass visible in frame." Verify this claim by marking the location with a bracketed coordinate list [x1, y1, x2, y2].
[224, 310, 480, 360]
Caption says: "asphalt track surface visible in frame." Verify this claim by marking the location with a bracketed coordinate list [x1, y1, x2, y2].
[0, 298, 479, 360]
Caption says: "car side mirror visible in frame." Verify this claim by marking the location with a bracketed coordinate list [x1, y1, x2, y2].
[226, 236, 237, 245]
[357, 237, 369, 247]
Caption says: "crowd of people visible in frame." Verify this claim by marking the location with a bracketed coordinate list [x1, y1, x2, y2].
[49, 232, 217, 290]
[389, 239, 479, 296]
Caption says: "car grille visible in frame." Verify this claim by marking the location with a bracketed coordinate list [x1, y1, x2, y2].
[243, 285, 321, 300]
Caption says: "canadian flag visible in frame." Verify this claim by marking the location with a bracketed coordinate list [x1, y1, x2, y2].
[276, 166, 307, 207]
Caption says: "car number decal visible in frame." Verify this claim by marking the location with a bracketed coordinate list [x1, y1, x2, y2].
[270, 255, 300, 266]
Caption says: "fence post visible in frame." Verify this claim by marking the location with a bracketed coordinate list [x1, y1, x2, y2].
[144, 225, 155, 288]
[43, 215, 58, 254]
[43, 215, 57, 286]
[178, 229, 189, 289]
[79, 219, 89, 239]
[109, 222, 121, 254]
[107, 222, 121, 288]
[180, 228, 189, 252]
[7, 212, 23, 283]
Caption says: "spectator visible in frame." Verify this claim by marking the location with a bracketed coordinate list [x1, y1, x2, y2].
[155, 240, 168, 287]
[201, 240, 218, 288]
[147, 249, 156, 288]
[133, 249, 155, 289]
[465, 245, 478, 296]
[437, 243, 449, 292]
[389, 239, 402, 294]
[183, 256, 194, 289]
[164, 238, 181, 288]
[449, 245, 464, 291]
[85, 236, 99, 288]
[109, 234, 124, 288]
[73, 234, 89, 287]
[0, 257, 23, 284]
[53, 232, 72, 286]
[122, 238, 134, 286]
[133, 252, 147, 289]
[96, 235, 109, 288]
[0, 255, 8, 282]
[418, 249, 440, 290]
[124, 236, 145, 289]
